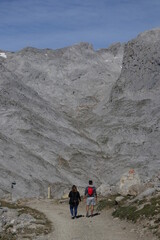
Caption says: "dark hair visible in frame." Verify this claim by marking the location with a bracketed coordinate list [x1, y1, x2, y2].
[72, 185, 77, 192]
[89, 180, 93, 185]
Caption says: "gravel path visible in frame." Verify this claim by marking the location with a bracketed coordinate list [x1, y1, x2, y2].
[27, 199, 158, 240]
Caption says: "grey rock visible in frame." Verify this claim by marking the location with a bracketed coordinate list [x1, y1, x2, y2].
[18, 213, 35, 223]
[155, 184, 160, 191]
[0, 41, 123, 198]
[0, 223, 2, 233]
[118, 170, 141, 196]
[0, 29, 160, 198]
[0, 207, 8, 215]
[136, 188, 156, 200]
[95, 28, 160, 183]
[1, 216, 7, 227]
[97, 184, 111, 196]
[130, 187, 157, 203]
[115, 196, 125, 203]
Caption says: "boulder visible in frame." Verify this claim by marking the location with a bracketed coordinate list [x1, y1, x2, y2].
[61, 193, 69, 199]
[115, 196, 125, 203]
[118, 169, 141, 196]
[132, 188, 156, 202]
[97, 184, 111, 196]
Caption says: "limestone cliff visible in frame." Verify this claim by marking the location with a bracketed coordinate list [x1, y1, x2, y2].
[0, 28, 159, 198]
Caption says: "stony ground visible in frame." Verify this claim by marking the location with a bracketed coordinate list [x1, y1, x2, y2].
[0, 200, 52, 240]
[26, 198, 158, 240]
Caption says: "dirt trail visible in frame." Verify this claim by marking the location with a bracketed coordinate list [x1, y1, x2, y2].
[27, 199, 158, 240]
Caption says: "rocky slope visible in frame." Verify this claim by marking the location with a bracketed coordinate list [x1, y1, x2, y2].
[94, 29, 160, 181]
[0, 28, 159, 199]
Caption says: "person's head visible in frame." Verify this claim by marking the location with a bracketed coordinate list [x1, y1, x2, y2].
[72, 185, 77, 192]
[89, 180, 93, 185]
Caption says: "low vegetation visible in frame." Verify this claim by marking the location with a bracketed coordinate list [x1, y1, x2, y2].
[96, 195, 117, 211]
[96, 194, 129, 211]
[0, 200, 52, 240]
[96, 194, 160, 239]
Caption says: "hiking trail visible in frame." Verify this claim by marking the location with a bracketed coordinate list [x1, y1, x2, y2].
[27, 199, 158, 240]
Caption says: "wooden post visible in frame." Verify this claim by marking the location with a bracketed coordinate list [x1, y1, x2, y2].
[48, 185, 51, 199]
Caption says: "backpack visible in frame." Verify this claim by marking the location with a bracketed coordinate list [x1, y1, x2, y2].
[88, 186, 94, 196]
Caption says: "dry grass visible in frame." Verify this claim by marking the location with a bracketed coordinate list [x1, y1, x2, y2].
[0, 200, 52, 239]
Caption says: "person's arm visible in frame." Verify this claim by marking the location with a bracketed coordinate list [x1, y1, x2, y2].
[68, 191, 71, 198]
[78, 192, 81, 202]
[94, 187, 97, 201]
[84, 187, 87, 201]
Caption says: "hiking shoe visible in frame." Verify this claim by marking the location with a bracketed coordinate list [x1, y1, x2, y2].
[71, 216, 75, 219]
[86, 212, 89, 217]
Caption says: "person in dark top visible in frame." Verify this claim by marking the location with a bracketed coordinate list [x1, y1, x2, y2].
[68, 185, 81, 219]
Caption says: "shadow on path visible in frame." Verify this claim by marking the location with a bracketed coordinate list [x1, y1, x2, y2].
[72, 212, 100, 219]
[75, 214, 85, 219]
[88, 212, 100, 218]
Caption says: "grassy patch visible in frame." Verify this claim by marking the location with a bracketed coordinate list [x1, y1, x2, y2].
[96, 195, 121, 211]
[112, 195, 160, 222]
[112, 206, 137, 222]
[96, 199, 109, 211]
[0, 200, 52, 238]
[0, 200, 19, 209]
[112, 195, 160, 239]
[96, 194, 160, 239]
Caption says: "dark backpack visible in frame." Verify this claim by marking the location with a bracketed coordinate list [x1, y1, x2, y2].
[88, 186, 94, 196]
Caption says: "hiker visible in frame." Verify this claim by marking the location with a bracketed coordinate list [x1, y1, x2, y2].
[68, 185, 81, 219]
[84, 180, 97, 217]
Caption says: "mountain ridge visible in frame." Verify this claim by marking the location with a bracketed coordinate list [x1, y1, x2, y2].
[0, 28, 159, 198]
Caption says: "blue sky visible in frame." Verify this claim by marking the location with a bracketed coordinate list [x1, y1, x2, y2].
[0, 0, 160, 51]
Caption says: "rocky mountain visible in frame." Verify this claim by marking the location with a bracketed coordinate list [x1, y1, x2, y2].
[0, 28, 159, 199]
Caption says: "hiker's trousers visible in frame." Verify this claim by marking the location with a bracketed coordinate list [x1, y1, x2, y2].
[70, 205, 78, 217]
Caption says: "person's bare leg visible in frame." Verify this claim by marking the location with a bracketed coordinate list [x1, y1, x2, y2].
[86, 205, 89, 217]
[91, 205, 94, 216]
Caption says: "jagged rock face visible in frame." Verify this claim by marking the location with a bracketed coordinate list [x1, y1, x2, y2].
[0, 42, 123, 198]
[0, 28, 160, 198]
[93, 28, 160, 182]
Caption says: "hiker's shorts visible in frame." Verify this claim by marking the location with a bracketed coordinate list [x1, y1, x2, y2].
[86, 197, 96, 206]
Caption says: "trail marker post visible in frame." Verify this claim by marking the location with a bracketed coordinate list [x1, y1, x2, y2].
[48, 185, 51, 199]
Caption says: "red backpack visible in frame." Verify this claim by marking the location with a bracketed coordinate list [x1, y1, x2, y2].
[88, 186, 93, 196]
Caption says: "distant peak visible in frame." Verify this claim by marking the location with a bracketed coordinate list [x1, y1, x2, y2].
[19, 47, 41, 53]
[136, 28, 160, 43]
[73, 42, 93, 49]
